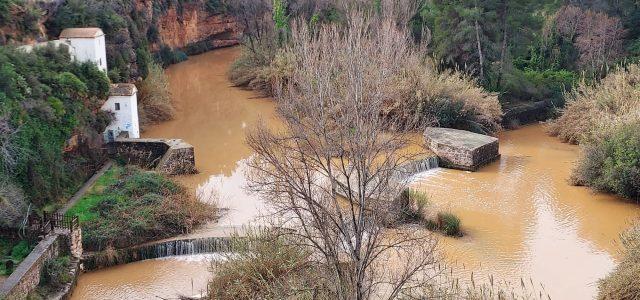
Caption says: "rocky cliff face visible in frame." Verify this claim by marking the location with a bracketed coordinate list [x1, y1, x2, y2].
[2, 0, 241, 79]
[134, 0, 241, 52]
[152, 2, 241, 51]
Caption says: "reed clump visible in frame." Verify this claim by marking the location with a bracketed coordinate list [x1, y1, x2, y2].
[598, 223, 640, 299]
[208, 229, 329, 300]
[400, 188, 463, 237]
[548, 64, 640, 144]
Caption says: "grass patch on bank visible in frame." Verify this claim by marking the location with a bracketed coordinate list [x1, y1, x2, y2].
[65, 165, 122, 222]
[65, 165, 217, 251]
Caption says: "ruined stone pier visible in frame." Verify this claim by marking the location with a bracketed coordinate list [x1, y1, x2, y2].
[424, 127, 500, 171]
[108, 138, 197, 175]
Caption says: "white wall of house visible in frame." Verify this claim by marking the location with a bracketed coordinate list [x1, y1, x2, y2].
[101, 92, 140, 140]
[63, 34, 108, 72]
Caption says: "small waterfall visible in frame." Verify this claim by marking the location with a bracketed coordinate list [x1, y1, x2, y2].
[83, 237, 235, 270]
[143, 237, 233, 260]
[393, 156, 440, 182]
[400, 156, 439, 175]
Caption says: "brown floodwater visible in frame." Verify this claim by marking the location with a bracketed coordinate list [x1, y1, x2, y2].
[72, 47, 640, 299]
[71, 255, 214, 300]
[412, 125, 640, 299]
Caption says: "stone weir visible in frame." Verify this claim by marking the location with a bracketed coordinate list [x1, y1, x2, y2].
[424, 127, 499, 171]
[333, 156, 439, 200]
[82, 237, 234, 270]
[108, 138, 197, 175]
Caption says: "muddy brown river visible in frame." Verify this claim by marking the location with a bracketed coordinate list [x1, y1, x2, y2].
[72, 47, 640, 299]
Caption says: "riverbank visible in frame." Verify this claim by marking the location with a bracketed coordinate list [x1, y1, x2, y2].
[71, 47, 640, 300]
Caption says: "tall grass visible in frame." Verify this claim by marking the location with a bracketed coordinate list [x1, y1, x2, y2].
[598, 223, 640, 299]
[548, 64, 640, 144]
[386, 57, 503, 134]
[208, 229, 329, 299]
[549, 64, 640, 201]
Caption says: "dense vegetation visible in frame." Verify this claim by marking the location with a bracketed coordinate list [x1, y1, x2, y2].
[0, 0, 43, 44]
[137, 61, 175, 127]
[550, 65, 640, 201]
[417, 1, 640, 107]
[228, 0, 503, 134]
[230, 0, 640, 126]
[0, 45, 111, 219]
[0, 237, 33, 275]
[67, 165, 216, 251]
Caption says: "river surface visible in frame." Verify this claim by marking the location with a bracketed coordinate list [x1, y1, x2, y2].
[72, 47, 640, 299]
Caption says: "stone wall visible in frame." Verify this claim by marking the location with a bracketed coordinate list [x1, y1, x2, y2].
[0, 229, 83, 300]
[502, 100, 550, 129]
[109, 138, 196, 175]
[0, 235, 63, 300]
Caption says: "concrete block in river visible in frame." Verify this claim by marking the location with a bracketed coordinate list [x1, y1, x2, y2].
[424, 127, 499, 171]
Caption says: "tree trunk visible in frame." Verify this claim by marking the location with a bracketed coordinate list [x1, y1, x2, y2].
[497, 0, 509, 88]
[474, 2, 485, 80]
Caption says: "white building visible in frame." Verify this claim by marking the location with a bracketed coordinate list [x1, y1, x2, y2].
[102, 84, 140, 141]
[19, 28, 108, 73]
[20, 27, 140, 142]
[59, 28, 108, 73]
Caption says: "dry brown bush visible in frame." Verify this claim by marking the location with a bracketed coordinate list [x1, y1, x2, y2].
[137, 62, 175, 128]
[548, 64, 640, 144]
[386, 55, 502, 134]
[598, 223, 640, 300]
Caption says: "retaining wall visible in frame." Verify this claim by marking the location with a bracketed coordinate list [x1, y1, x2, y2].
[0, 229, 83, 300]
[109, 138, 196, 175]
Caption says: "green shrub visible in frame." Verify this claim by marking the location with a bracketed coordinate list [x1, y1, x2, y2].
[437, 212, 461, 237]
[10, 240, 31, 261]
[156, 45, 188, 67]
[572, 122, 640, 201]
[40, 256, 72, 288]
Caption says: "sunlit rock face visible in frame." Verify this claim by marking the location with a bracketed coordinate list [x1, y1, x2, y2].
[424, 127, 499, 171]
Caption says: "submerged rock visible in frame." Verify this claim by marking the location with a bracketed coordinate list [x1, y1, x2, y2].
[424, 127, 499, 171]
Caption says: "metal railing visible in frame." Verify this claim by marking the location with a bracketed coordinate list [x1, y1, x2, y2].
[26, 213, 79, 235]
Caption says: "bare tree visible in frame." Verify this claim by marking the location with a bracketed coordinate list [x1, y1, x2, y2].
[245, 6, 438, 300]
[0, 180, 28, 228]
[555, 5, 626, 72]
[0, 113, 28, 172]
[227, 0, 276, 60]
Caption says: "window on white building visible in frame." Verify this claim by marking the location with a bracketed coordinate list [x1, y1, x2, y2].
[115, 103, 120, 111]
